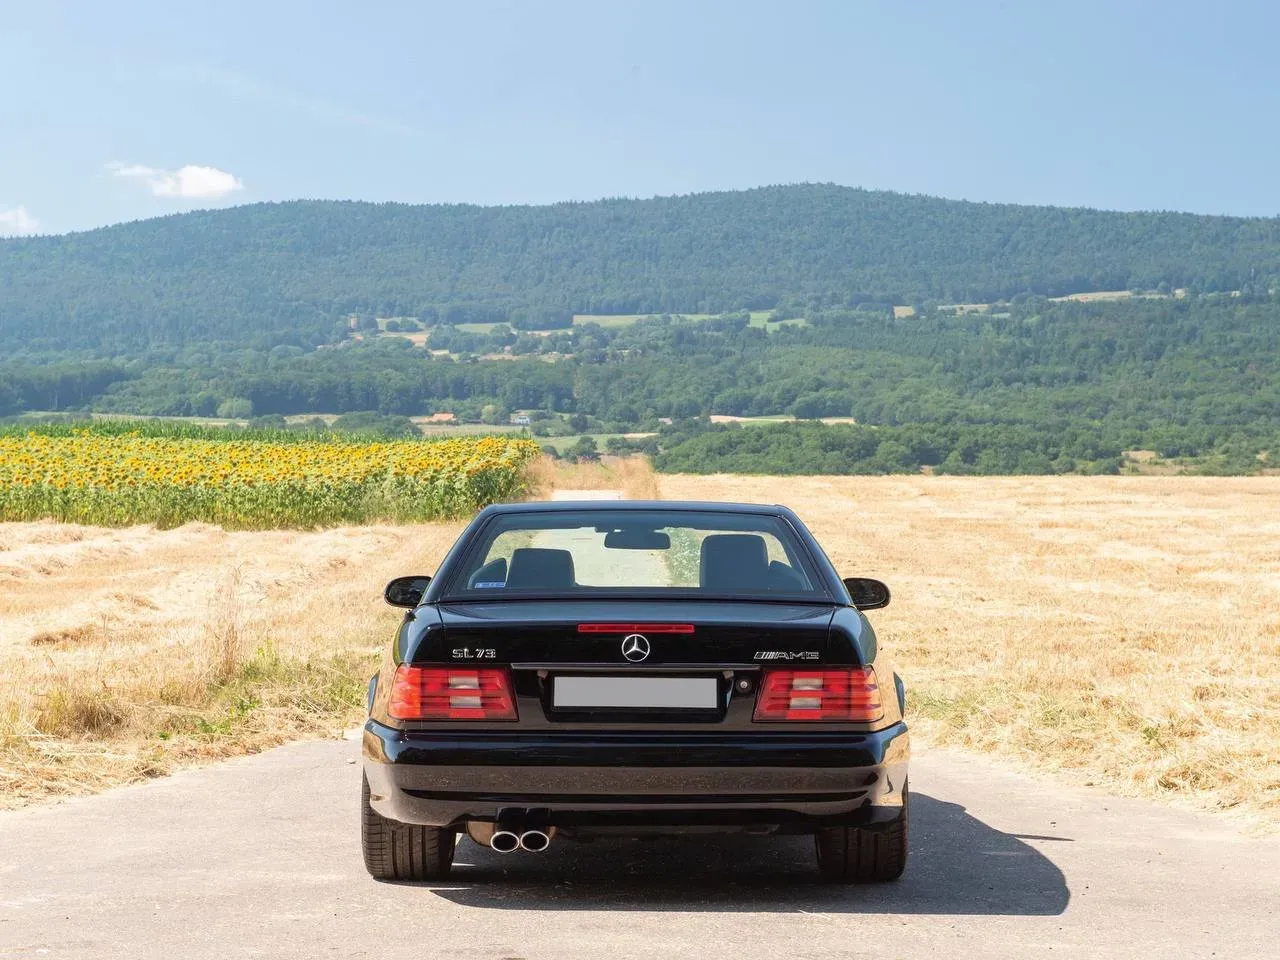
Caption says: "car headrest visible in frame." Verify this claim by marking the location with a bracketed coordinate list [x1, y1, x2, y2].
[505, 547, 576, 591]
[699, 534, 770, 592]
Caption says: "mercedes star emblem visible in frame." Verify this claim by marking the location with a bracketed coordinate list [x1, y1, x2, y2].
[621, 634, 651, 662]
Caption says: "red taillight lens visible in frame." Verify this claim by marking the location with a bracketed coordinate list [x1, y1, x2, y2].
[388, 665, 518, 721]
[752, 667, 883, 722]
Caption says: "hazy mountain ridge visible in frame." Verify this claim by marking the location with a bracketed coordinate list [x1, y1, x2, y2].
[4, 184, 1279, 352]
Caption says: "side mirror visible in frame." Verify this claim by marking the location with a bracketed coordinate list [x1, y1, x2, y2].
[384, 575, 431, 608]
[843, 577, 890, 610]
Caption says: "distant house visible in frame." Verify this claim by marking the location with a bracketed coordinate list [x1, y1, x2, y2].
[512, 415, 532, 426]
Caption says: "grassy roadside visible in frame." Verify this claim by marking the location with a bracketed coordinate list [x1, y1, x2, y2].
[5, 634, 375, 804]
[0, 524, 460, 807]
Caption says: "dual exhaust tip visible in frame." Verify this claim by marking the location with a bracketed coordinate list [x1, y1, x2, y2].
[490, 828, 551, 853]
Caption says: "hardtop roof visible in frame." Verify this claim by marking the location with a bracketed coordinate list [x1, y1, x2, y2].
[479, 500, 794, 517]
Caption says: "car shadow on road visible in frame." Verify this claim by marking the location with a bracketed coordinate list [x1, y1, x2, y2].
[422, 793, 1070, 915]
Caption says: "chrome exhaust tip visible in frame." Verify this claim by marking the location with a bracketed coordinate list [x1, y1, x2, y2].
[489, 830, 521, 853]
[519, 829, 551, 852]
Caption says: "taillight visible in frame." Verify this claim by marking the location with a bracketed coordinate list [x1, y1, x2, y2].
[388, 665, 518, 721]
[752, 667, 883, 722]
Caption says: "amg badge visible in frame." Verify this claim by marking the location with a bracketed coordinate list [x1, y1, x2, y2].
[754, 651, 820, 660]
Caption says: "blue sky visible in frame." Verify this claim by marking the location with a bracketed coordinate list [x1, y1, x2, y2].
[3, 0, 1279, 235]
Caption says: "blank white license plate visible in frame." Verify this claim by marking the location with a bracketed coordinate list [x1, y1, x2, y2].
[553, 676, 719, 710]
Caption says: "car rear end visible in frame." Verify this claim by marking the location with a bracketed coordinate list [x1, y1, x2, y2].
[360, 503, 909, 883]
[363, 602, 907, 846]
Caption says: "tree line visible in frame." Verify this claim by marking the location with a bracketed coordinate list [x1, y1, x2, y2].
[2, 292, 1276, 474]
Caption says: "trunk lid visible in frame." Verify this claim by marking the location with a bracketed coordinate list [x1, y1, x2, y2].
[410, 600, 839, 728]
[428, 599, 836, 666]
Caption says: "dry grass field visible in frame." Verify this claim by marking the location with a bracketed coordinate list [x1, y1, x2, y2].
[0, 520, 467, 806]
[0, 459, 652, 806]
[662, 474, 1280, 826]
[3, 466, 1278, 828]
[526, 456, 660, 500]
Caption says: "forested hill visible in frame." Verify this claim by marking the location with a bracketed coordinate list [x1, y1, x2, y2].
[4, 184, 1280, 353]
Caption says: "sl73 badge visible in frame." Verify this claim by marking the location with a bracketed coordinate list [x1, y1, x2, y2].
[754, 651, 820, 660]
[451, 648, 497, 659]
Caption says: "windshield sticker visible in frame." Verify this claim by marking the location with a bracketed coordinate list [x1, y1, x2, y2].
[473, 581, 506, 589]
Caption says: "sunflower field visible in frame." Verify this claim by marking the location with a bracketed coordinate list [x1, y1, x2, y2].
[0, 429, 541, 528]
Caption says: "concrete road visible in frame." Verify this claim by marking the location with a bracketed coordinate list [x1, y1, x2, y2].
[1, 739, 1276, 960]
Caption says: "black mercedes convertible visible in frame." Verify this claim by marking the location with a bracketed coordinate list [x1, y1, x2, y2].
[361, 500, 908, 883]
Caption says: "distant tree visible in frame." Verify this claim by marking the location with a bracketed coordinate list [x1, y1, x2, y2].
[216, 397, 254, 419]
[330, 411, 417, 436]
[509, 307, 574, 331]
[0, 379, 20, 417]
[569, 435, 599, 461]
[790, 391, 851, 419]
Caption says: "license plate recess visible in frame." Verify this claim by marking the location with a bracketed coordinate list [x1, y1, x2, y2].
[552, 675, 719, 710]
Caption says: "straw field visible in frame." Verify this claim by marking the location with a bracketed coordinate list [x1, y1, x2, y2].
[662, 474, 1280, 826]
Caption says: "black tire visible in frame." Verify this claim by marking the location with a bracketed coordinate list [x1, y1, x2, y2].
[814, 784, 909, 883]
[361, 774, 455, 881]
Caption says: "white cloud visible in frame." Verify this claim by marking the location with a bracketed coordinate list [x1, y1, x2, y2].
[0, 205, 40, 237]
[110, 163, 244, 199]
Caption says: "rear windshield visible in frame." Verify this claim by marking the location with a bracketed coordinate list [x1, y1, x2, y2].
[443, 509, 829, 600]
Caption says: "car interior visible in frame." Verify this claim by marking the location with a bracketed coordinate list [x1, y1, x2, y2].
[465, 533, 810, 593]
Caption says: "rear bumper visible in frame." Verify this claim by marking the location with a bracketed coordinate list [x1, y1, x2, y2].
[362, 720, 909, 831]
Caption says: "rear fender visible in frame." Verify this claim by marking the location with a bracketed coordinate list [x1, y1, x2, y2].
[370, 607, 444, 725]
[826, 606, 876, 664]
[869, 644, 904, 728]
[829, 607, 904, 728]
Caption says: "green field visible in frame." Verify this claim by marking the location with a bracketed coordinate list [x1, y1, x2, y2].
[24, 411, 253, 428]
[411, 421, 526, 437]
[573, 313, 716, 328]
[537, 433, 618, 454]
[16, 411, 533, 440]
[391, 312, 812, 337]
[536, 432, 658, 454]
[707, 414, 857, 426]
[746, 311, 808, 330]
[572, 311, 809, 331]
